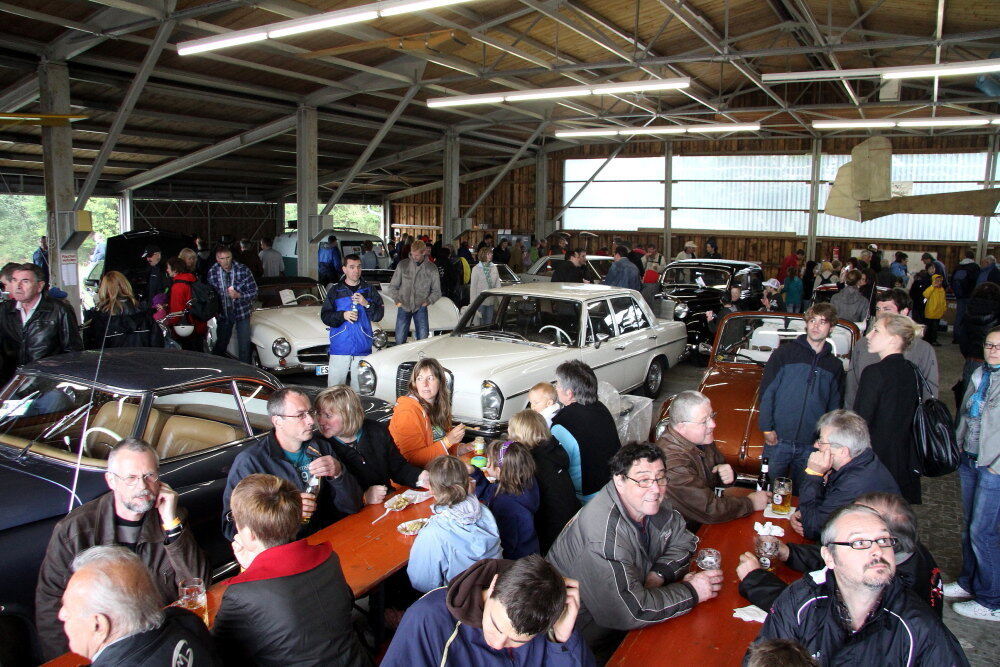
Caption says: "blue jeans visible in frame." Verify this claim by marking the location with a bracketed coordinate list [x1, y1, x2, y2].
[477, 304, 495, 325]
[954, 298, 969, 341]
[763, 440, 812, 495]
[395, 306, 429, 344]
[213, 317, 252, 364]
[958, 453, 1000, 609]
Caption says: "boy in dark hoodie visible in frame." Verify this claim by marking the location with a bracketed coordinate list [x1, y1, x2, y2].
[382, 556, 594, 667]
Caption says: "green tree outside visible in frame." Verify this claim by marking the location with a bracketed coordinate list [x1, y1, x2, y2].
[283, 203, 383, 237]
[0, 194, 120, 269]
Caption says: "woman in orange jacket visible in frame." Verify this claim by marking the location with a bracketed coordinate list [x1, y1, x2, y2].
[389, 358, 468, 466]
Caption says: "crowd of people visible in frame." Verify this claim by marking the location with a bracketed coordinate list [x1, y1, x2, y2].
[6, 230, 1000, 666]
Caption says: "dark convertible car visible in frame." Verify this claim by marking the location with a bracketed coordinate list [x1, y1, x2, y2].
[0, 349, 390, 662]
[658, 259, 764, 351]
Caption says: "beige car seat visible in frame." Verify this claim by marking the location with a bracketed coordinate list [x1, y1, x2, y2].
[156, 415, 239, 460]
[86, 402, 168, 459]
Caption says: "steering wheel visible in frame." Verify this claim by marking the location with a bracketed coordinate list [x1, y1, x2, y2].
[540, 325, 572, 346]
[295, 294, 320, 304]
[81, 426, 124, 458]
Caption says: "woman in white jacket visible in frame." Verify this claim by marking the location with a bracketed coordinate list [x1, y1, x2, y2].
[469, 247, 500, 325]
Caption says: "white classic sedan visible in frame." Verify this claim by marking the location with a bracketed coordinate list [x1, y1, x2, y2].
[356, 283, 687, 437]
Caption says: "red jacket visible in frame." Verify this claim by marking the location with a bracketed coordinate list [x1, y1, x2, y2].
[168, 272, 208, 335]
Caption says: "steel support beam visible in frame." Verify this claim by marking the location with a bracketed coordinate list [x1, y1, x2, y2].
[38, 60, 80, 312]
[119, 189, 133, 232]
[534, 152, 548, 239]
[75, 3, 176, 210]
[663, 141, 672, 259]
[806, 138, 821, 261]
[463, 123, 547, 219]
[321, 85, 419, 214]
[116, 115, 296, 191]
[0, 74, 39, 112]
[442, 130, 461, 242]
[977, 134, 998, 261]
[296, 106, 319, 279]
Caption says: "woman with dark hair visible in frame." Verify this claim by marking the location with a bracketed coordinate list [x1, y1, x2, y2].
[165, 256, 207, 352]
[82, 271, 162, 349]
[492, 238, 511, 265]
[389, 357, 468, 466]
[471, 440, 540, 559]
[704, 237, 721, 259]
[958, 281, 1000, 386]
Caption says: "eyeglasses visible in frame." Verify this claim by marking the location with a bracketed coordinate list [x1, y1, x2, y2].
[814, 440, 842, 448]
[625, 474, 669, 488]
[109, 471, 159, 486]
[826, 536, 898, 550]
[681, 411, 717, 426]
[277, 410, 316, 421]
[984, 342, 1000, 351]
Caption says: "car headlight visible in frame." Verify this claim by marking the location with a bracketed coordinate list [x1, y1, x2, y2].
[481, 381, 503, 421]
[674, 302, 690, 319]
[357, 361, 376, 395]
[654, 417, 669, 441]
[271, 338, 291, 358]
[372, 328, 388, 350]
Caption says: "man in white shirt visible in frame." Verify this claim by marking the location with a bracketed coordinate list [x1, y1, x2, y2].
[258, 237, 284, 278]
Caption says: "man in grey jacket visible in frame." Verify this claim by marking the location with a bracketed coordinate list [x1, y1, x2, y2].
[386, 239, 441, 343]
[547, 443, 722, 660]
[830, 269, 871, 323]
[845, 288, 939, 409]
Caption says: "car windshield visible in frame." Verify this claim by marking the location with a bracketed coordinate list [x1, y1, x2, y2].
[588, 258, 612, 279]
[341, 239, 387, 257]
[0, 375, 140, 458]
[456, 294, 582, 347]
[495, 263, 519, 283]
[662, 266, 730, 289]
[715, 314, 855, 369]
[255, 283, 324, 308]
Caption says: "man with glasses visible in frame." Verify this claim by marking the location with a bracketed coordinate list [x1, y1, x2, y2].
[548, 444, 719, 661]
[657, 391, 769, 526]
[758, 302, 843, 493]
[788, 410, 899, 541]
[35, 438, 208, 660]
[749, 504, 968, 665]
[221, 388, 361, 540]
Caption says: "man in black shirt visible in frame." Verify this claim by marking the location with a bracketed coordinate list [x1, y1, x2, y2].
[551, 249, 590, 283]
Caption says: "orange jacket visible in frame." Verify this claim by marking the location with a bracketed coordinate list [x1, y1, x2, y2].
[388, 395, 453, 467]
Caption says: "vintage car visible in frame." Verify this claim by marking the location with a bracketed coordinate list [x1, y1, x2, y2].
[357, 283, 687, 437]
[657, 259, 764, 351]
[0, 349, 390, 657]
[272, 226, 391, 277]
[653, 311, 860, 478]
[519, 254, 614, 284]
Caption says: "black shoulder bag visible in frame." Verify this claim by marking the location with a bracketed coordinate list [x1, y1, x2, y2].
[908, 361, 960, 477]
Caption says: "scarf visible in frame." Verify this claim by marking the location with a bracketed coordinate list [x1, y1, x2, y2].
[969, 364, 999, 419]
[480, 262, 496, 289]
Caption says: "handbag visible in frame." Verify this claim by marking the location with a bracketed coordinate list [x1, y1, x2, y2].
[908, 361, 961, 477]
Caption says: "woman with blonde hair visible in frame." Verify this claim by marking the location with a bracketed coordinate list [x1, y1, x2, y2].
[82, 271, 161, 349]
[315, 385, 427, 505]
[389, 357, 467, 466]
[469, 246, 500, 324]
[855, 313, 923, 503]
[812, 260, 835, 293]
[507, 409, 580, 554]
[178, 247, 198, 273]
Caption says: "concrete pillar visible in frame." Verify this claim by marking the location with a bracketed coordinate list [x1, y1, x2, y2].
[534, 152, 548, 240]
[806, 138, 822, 261]
[381, 197, 390, 241]
[38, 60, 80, 313]
[119, 189, 133, 232]
[296, 106, 318, 278]
[662, 140, 673, 258]
[976, 134, 998, 261]
[442, 130, 461, 243]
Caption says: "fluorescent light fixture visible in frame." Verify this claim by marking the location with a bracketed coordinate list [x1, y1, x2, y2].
[882, 58, 1000, 80]
[178, 31, 268, 56]
[426, 77, 689, 108]
[178, 0, 482, 55]
[812, 120, 896, 129]
[897, 117, 992, 128]
[554, 123, 761, 138]
[762, 67, 885, 83]
[994, 119, 1000, 125]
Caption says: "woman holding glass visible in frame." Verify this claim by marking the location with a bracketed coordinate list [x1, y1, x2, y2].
[948, 326, 1000, 621]
[389, 357, 467, 467]
[469, 247, 499, 325]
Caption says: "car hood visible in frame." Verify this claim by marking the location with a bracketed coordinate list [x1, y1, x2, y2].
[698, 364, 765, 472]
[660, 285, 719, 301]
[391, 335, 556, 378]
[0, 452, 106, 530]
[252, 305, 327, 337]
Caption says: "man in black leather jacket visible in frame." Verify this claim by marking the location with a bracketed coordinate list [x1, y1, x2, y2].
[0, 263, 82, 383]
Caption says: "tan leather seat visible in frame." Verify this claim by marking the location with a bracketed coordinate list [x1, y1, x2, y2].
[156, 415, 238, 460]
[87, 403, 168, 459]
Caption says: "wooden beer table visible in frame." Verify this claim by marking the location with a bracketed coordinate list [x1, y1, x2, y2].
[608, 506, 808, 667]
[44, 489, 436, 667]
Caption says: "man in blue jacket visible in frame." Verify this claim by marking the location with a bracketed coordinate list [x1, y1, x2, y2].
[320, 254, 384, 388]
[790, 409, 899, 540]
[602, 245, 641, 292]
[758, 302, 843, 493]
[383, 555, 594, 667]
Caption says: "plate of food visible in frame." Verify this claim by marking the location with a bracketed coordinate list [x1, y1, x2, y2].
[397, 518, 429, 536]
[385, 494, 412, 511]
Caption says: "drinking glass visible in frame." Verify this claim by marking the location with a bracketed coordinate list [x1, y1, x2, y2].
[755, 535, 781, 571]
[770, 477, 793, 515]
[177, 578, 208, 625]
[694, 548, 721, 571]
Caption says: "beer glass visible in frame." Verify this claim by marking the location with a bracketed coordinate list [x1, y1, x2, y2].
[177, 578, 209, 625]
[755, 534, 781, 571]
[770, 477, 793, 515]
[694, 548, 721, 571]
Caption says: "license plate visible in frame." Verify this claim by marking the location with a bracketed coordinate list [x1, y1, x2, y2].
[315, 365, 329, 376]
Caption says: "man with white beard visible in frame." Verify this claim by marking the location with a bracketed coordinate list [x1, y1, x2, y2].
[35, 438, 209, 660]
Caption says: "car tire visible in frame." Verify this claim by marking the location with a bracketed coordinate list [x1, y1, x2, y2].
[251, 348, 261, 368]
[641, 357, 666, 398]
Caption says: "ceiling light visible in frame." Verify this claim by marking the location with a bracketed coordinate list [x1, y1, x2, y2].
[556, 129, 623, 138]
[554, 123, 760, 138]
[812, 120, 896, 129]
[620, 127, 688, 135]
[897, 117, 992, 128]
[426, 77, 690, 108]
[687, 123, 761, 133]
[762, 67, 884, 83]
[882, 58, 1000, 80]
[178, 0, 482, 55]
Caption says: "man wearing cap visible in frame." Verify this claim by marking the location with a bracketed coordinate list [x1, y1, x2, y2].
[675, 240, 697, 261]
[141, 244, 166, 303]
[760, 279, 785, 312]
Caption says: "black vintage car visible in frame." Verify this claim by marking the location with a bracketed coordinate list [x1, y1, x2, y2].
[657, 259, 764, 351]
[0, 349, 390, 662]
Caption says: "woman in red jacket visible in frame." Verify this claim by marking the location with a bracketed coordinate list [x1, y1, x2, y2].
[165, 257, 208, 352]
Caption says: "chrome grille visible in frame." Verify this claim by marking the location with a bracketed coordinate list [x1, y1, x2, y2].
[395, 362, 454, 398]
[298, 345, 328, 365]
